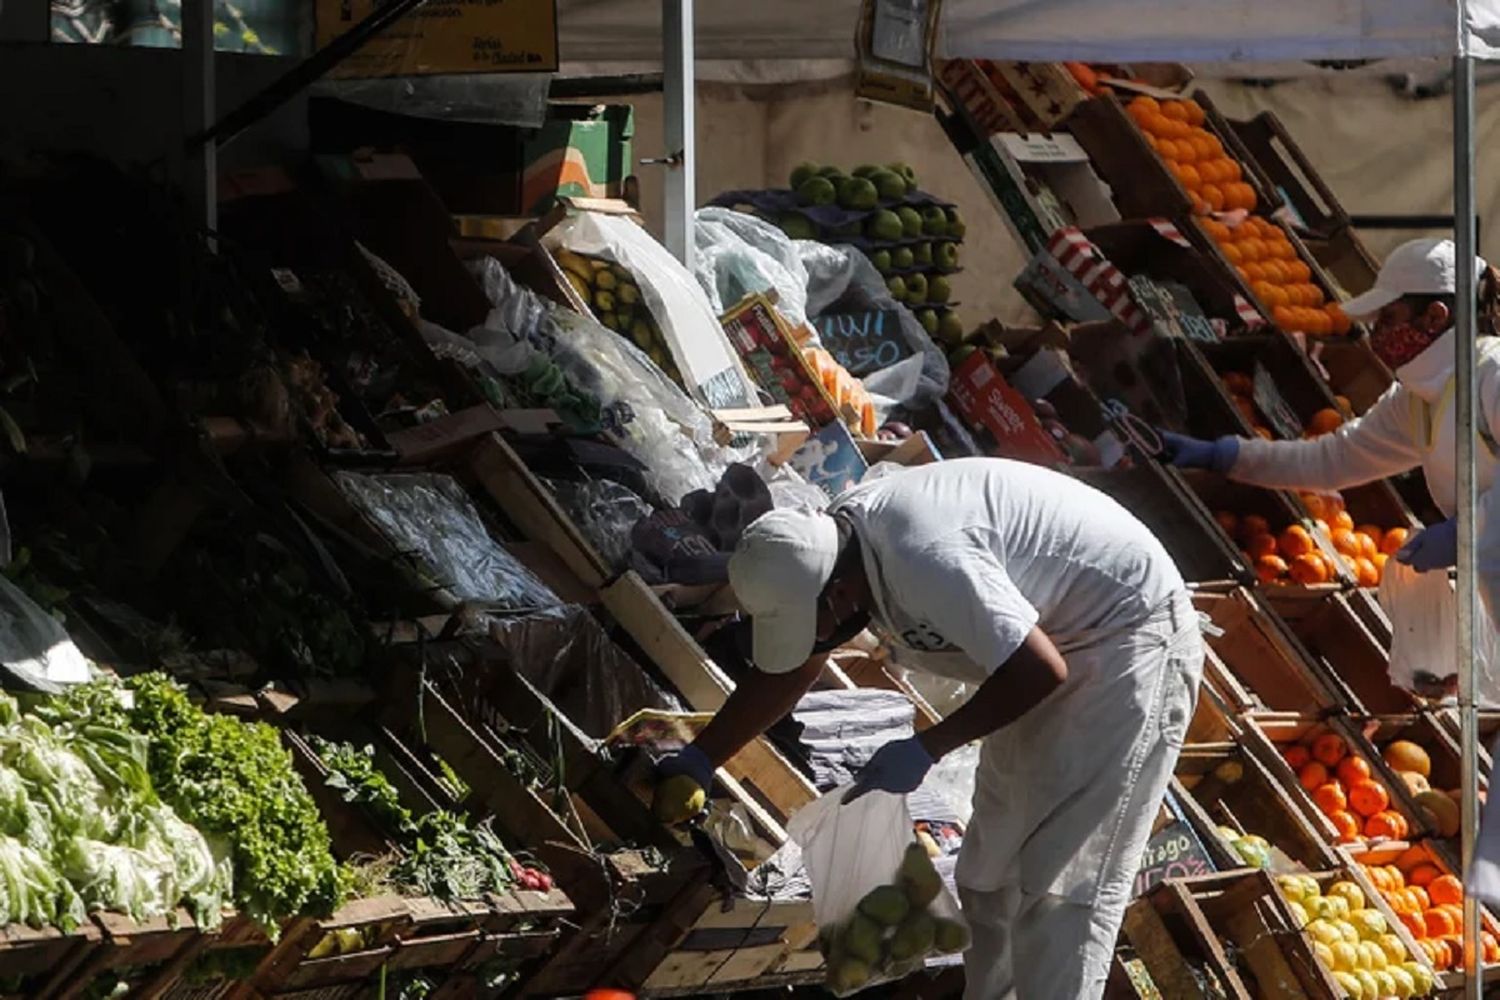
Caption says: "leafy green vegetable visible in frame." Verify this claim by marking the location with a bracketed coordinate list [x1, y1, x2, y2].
[49, 674, 345, 930]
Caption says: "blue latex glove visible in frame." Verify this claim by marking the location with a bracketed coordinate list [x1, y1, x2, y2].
[1395, 517, 1458, 573]
[846, 736, 935, 802]
[656, 744, 715, 793]
[1158, 430, 1240, 474]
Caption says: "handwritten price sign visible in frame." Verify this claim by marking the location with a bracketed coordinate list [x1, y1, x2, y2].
[1132, 820, 1214, 897]
[813, 310, 912, 376]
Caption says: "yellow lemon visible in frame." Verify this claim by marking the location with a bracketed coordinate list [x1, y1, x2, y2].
[1359, 939, 1387, 970]
[1336, 921, 1360, 945]
[1306, 920, 1343, 946]
[1330, 941, 1360, 972]
[1387, 965, 1417, 999]
[1353, 969, 1379, 999]
[1311, 897, 1343, 921]
[1371, 970, 1397, 998]
[1328, 881, 1366, 911]
[1377, 933, 1407, 965]
[1286, 901, 1309, 927]
[1331, 970, 1364, 1000]
[1313, 940, 1335, 968]
[1278, 874, 1309, 903]
[1403, 962, 1435, 995]
[1351, 909, 1387, 940]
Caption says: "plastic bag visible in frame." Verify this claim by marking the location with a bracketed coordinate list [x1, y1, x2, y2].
[693, 207, 812, 326]
[335, 472, 559, 611]
[538, 477, 654, 573]
[0, 574, 90, 693]
[787, 788, 970, 995]
[799, 239, 950, 415]
[1379, 560, 1500, 705]
[545, 211, 763, 413]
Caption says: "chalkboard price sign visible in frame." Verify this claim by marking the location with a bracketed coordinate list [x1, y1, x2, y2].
[813, 310, 913, 376]
[1132, 819, 1214, 897]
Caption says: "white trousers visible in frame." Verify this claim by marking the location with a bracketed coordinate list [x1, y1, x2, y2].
[957, 593, 1203, 1000]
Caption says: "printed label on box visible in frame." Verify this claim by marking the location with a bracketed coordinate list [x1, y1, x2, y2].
[790, 421, 870, 501]
[947, 351, 1066, 467]
[1014, 251, 1114, 324]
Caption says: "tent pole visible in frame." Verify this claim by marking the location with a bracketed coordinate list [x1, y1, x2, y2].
[1454, 50, 1482, 996]
[662, 0, 695, 268]
[181, 0, 216, 235]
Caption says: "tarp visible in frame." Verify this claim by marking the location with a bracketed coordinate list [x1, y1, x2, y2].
[941, 0, 1500, 63]
[553, 1, 1500, 68]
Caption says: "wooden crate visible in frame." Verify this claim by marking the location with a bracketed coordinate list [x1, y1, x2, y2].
[1130, 870, 1334, 998]
[0, 922, 102, 1000]
[1301, 226, 1382, 305]
[1263, 588, 1414, 716]
[1067, 94, 1195, 219]
[1224, 110, 1350, 237]
[1302, 336, 1393, 418]
[1192, 89, 1286, 217]
[1298, 865, 1437, 987]
[51, 910, 209, 1000]
[1173, 744, 1339, 873]
[227, 896, 413, 998]
[1242, 715, 1431, 855]
[1433, 708, 1500, 776]
[1192, 587, 1343, 714]
[636, 896, 823, 997]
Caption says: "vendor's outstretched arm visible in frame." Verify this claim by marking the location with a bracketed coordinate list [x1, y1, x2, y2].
[692, 654, 826, 766]
[917, 626, 1067, 759]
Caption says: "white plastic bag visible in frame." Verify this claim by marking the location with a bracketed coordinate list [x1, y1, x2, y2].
[787, 787, 969, 995]
[1379, 560, 1500, 706]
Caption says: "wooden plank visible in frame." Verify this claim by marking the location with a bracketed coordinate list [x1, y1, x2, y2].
[600, 570, 734, 711]
[468, 432, 610, 589]
[1192, 588, 1340, 714]
[1122, 898, 1209, 999]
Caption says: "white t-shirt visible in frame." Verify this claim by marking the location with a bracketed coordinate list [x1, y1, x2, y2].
[831, 458, 1184, 684]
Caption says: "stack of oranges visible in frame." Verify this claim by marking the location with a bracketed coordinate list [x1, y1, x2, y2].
[1218, 508, 1343, 586]
[1199, 215, 1353, 337]
[1361, 855, 1500, 970]
[1126, 96, 1257, 214]
[1297, 491, 1406, 589]
[1283, 733, 1408, 845]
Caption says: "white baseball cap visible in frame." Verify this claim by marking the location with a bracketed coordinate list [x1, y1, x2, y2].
[1342, 238, 1489, 318]
[728, 507, 841, 674]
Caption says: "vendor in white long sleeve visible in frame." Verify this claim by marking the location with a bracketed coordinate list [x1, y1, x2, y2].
[1162, 238, 1500, 657]
[655, 458, 1202, 1000]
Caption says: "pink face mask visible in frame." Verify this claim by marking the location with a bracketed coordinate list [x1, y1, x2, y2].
[1369, 321, 1441, 369]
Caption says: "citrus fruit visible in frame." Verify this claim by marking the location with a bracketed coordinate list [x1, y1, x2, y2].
[1383, 740, 1430, 777]
[1255, 554, 1289, 583]
[1314, 782, 1349, 816]
[1279, 525, 1316, 558]
[1312, 732, 1348, 766]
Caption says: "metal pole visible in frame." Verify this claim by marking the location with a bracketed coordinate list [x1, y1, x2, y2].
[661, 0, 695, 268]
[1453, 50, 1483, 996]
[181, 0, 216, 234]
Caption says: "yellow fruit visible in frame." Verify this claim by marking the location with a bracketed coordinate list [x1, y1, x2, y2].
[1387, 965, 1417, 999]
[1353, 970, 1379, 999]
[1384, 740, 1432, 778]
[1371, 970, 1397, 998]
[1313, 940, 1336, 967]
[1336, 921, 1359, 945]
[1332, 970, 1365, 999]
[1310, 898, 1341, 921]
[1330, 941, 1360, 972]
[1403, 961, 1435, 995]
[1377, 932, 1407, 964]
[1287, 901, 1309, 926]
[1328, 881, 1366, 911]
[1307, 919, 1343, 946]
[652, 774, 707, 824]
[1279, 874, 1312, 904]
[1359, 939, 1387, 970]
[1351, 909, 1387, 940]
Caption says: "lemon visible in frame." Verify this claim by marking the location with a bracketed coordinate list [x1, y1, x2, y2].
[1331, 970, 1364, 999]
[1336, 921, 1360, 945]
[1353, 969, 1379, 998]
[652, 774, 707, 824]
[1360, 939, 1387, 970]
[1310, 898, 1342, 921]
[1377, 932, 1406, 965]
[1328, 881, 1366, 911]
[1313, 940, 1336, 967]
[1402, 961, 1435, 995]
[1287, 901, 1309, 927]
[1371, 969, 1397, 998]
[1387, 965, 1417, 999]
[1278, 874, 1309, 903]
[1351, 909, 1387, 940]
[1330, 941, 1360, 972]
[1306, 920, 1343, 946]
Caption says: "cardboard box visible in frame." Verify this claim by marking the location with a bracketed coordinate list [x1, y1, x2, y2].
[991, 62, 1092, 130]
[1085, 219, 1264, 333]
[989, 132, 1120, 250]
[1013, 246, 1117, 325]
[721, 295, 844, 431]
[947, 350, 1067, 467]
[937, 59, 1029, 135]
[790, 421, 870, 501]
[310, 99, 633, 218]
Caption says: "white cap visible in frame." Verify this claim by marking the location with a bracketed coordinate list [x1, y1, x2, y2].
[728, 508, 841, 674]
[1342, 238, 1489, 318]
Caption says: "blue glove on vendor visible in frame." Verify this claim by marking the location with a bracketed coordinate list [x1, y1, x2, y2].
[1396, 517, 1458, 573]
[1158, 430, 1239, 474]
[656, 743, 715, 792]
[846, 736, 934, 802]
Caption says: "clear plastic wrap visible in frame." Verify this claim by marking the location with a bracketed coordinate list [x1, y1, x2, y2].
[1379, 562, 1500, 705]
[787, 787, 970, 995]
[477, 605, 682, 739]
[311, 74, 549, 128]
[693, 207, 813, 326]
[335, 472, 559, 610]
[545, 211, 763, 413]
[0, 575, 90, 693]
[537, 477, 654, 573]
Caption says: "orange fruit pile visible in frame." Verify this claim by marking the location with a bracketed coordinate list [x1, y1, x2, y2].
[1283, 734, 1408, 845]
[1362, 854, 1500, 970]
[1220, 506, 1340, 586]
[1126, 96, 1257, 214]
[1198, 215, 1353, 337]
